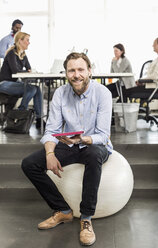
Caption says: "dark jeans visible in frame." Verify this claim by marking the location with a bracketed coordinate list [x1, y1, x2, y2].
[22, 142, 109, 216]
[0, 81, 42, 118]
[106, 82, 127, 102]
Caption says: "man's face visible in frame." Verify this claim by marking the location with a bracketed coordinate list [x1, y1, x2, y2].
[12, 23, 23, 34]
[66, 58, 91, 95]
[153, 39, 158, 54]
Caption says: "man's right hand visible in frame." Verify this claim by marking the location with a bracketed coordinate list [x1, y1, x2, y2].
[46, 154, 63, 178]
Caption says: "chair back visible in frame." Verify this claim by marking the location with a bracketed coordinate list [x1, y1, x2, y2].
[139, 60, 152, 78]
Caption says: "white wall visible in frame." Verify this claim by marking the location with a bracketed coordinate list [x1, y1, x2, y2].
[0, 0, 158, 78]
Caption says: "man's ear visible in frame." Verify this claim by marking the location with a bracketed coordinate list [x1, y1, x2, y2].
[88, 68, 92, 77]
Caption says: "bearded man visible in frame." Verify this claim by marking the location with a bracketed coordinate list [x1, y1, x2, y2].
[22, 52, 113, 246]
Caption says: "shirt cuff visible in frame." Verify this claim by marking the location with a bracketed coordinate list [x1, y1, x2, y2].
[40, 134, 59, 145]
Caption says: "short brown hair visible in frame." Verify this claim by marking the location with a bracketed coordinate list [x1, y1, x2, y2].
[63, 52, 91, 70]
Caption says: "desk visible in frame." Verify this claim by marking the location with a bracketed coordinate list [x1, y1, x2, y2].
[13, 72, 133, 102]
[12, 72, 134, 132]
[12, 72, 133, 81]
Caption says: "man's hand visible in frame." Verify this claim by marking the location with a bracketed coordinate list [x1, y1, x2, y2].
[56, 134, 92, 145]
[46, 153, 63, 178]
[80, 136, 92, 145]
[136, 80, 145, 86]
[56, 134, 81, 145]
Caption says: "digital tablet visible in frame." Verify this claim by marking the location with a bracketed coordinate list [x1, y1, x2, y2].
[52, 131, 84, 137]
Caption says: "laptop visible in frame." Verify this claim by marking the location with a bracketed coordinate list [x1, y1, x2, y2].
[50, 59, 65, 74]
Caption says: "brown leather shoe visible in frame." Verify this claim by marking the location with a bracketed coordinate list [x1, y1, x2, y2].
[38, 211, 73, 230]
[80, 220, 96, 246]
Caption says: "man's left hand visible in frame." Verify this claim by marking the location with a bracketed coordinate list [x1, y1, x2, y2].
[56, 134, 92, 145]
[56, 134, 81, 145]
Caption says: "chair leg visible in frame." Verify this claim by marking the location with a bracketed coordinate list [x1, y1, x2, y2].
[144, 102, 158, 125]
[0, 104, 5, 128]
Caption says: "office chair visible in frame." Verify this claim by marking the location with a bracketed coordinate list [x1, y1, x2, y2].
[128, 60, 158, 125]
[139, 60, 153, 78]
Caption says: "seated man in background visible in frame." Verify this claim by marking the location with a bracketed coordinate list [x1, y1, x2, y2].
[126, 37, 158, 99]
[22, 52, 113, 246]
[0, 19, 23, 59]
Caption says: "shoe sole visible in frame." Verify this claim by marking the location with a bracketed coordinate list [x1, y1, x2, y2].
[38, 218, 73, 230]
[80, 237, 96, 246]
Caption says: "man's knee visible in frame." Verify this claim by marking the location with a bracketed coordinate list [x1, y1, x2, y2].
[21, 156, 32, 174]
[84, 145, 109, 166]
[21, 149, 46, 174]
[86, 144, 106, 157]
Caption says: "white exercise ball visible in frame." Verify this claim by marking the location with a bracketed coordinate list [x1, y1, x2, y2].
[47, 150, 134, 218]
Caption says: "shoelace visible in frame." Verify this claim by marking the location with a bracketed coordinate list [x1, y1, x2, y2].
[52, 211, 60, 219]
[82, 221, 92, 232]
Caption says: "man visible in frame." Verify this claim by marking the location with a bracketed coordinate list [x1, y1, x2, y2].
[0, 19, 23, 58]
[126, 37, 158, 98]
[22, 52, 113, 246]
[146, 37, 158, 79]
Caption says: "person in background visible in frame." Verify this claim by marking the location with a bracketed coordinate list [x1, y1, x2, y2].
[0, 19, 23, 59]
[0, 31, 42, 129]
[125, 38, 158, 100]
[146, 38, 158, 79]
[21, 52, 113, 246]
[106, 43, 135, 102]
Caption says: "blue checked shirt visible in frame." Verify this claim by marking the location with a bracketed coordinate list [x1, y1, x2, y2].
[0, 32, 14, 58]
[41, 79, 113, 153]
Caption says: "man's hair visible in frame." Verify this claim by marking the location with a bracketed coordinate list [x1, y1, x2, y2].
[156, 38, 158, 44]
[63, 52, 91, 70]
[12, 19, 23, 27]
[113, 43, 125, 58]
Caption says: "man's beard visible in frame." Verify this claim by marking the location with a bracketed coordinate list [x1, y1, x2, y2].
[69, 77, 90, 95]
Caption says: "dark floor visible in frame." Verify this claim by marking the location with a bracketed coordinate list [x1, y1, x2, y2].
[0, 119, 158, 248]
[0, 196, 158, 248]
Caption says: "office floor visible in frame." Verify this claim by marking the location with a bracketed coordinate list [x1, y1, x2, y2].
[0, 195, 157, 248]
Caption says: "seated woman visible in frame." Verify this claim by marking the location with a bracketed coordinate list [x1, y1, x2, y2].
[0, 31, 42, 129]
[106, 43, 135, 102]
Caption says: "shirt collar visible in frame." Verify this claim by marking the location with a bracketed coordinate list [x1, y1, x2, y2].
[10, 31, 14, 37]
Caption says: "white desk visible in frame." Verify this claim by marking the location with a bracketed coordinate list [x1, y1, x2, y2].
[12, 71, 134, 102]
[12, 72, 134, 132]
[12, 72, 134, 103]
[12, 72, 133, 80]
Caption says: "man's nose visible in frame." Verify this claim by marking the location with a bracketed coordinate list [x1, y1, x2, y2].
[74, 70, 80, 77]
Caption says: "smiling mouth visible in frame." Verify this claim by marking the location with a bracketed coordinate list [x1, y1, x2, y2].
[72, 79, 83, 84]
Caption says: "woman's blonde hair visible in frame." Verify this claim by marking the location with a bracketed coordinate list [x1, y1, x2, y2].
[6, 31, 30, 60]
